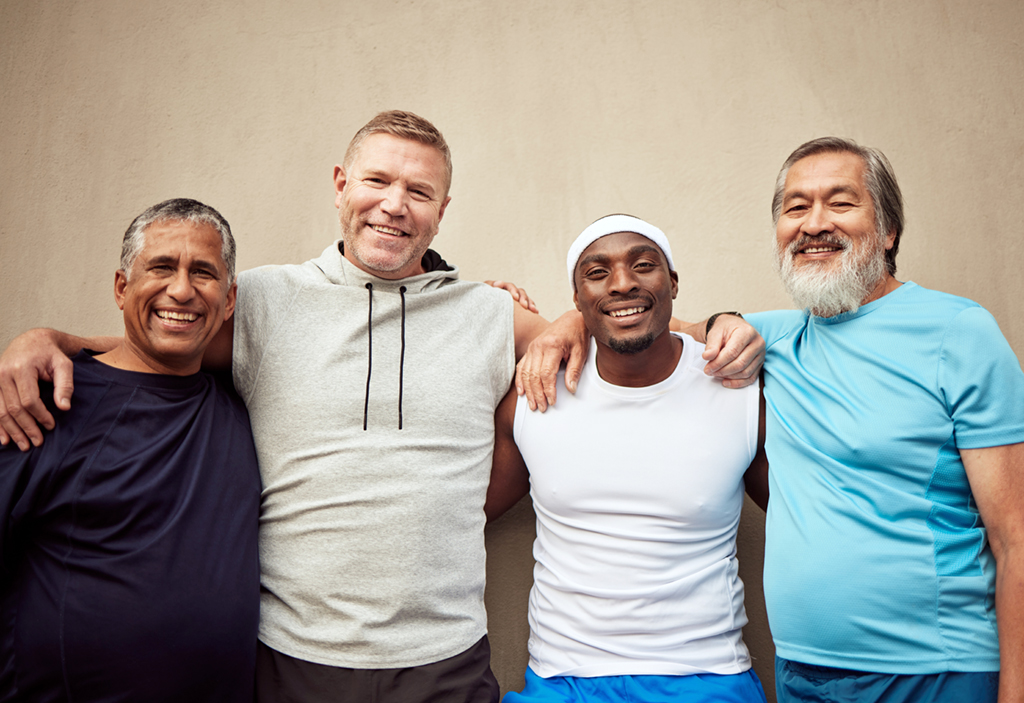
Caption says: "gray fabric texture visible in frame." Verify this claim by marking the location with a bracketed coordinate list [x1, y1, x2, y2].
[233, 240, 515, 669]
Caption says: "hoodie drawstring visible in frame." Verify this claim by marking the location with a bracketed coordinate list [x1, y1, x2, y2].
[362, 282, 408, 431]
[398, 286, 407, 430]
[363, 283, 373, 431]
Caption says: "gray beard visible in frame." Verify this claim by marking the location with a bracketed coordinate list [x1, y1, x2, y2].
[608, 331, 656, 355]
[774, 234, 886, 318]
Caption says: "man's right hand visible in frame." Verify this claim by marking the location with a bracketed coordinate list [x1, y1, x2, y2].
[0, 329, 76, 451]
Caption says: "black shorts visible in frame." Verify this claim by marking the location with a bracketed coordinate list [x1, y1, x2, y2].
[255, 636, 500, 703]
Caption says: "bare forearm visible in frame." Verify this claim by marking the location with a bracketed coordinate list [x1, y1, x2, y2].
[670, 317, 704, 341]
[49, 330, 119, 356]
[996, 548, 1024, 703]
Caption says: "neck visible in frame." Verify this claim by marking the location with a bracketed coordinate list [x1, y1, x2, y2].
[860, 272, 902, 308]
[94, 341, 200, 376]
[594, 330, 683, 388]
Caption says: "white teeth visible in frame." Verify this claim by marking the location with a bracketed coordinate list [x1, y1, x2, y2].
[803, 247, 839, 254]
[156, 310, 198, 322]
[372, 225, 404, 236]
[609, 307, 646, 318]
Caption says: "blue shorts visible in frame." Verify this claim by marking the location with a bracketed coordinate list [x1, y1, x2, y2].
[775, 657, 999, 703]
[503, 666, 767, 703]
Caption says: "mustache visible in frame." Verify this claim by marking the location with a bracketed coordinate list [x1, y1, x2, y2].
[786, 234, 850, 255]
[600, 295, 654, 313]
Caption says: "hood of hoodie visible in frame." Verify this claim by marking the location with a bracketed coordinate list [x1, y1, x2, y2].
[311, 240, 458, 293]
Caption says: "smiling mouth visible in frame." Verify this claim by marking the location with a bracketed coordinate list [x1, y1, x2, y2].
[607, 306, 649, 318]
[801, 246, 842, 254]
[371, 224, 406, 237]
[156, 310, 199, 324]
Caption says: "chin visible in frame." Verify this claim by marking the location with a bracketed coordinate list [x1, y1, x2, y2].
[608, 332, 655, 355]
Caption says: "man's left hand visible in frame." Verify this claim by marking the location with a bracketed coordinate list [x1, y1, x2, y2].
[700, 314, 765, 388]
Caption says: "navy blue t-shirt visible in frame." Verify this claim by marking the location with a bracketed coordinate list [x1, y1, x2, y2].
[0, 352, 261, 702]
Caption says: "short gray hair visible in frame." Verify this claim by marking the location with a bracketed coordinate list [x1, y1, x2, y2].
[771, 137, 904, 276]
[121, 199, 236, 281]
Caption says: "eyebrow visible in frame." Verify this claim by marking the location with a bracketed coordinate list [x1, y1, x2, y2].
[363, 169, 438, 197]
[146, 255, 223, 276]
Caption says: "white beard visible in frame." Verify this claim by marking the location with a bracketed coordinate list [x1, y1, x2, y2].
[775, 232, 887, 318]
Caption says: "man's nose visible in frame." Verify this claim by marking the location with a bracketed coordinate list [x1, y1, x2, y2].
[380, 185, 408, 216]
[166, 269, 196, 301]
[802, 203, 835, 236]
[609, 265, 640, 294]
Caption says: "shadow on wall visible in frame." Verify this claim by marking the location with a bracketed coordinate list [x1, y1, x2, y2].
[484, 495, 777, 702]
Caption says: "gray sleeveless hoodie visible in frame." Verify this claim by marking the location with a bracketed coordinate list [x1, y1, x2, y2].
[233, 240, 514, 668]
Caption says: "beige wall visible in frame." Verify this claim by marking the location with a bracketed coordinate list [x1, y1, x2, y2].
[3, 1, 1022, 699]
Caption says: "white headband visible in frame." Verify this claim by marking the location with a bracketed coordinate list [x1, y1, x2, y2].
[566, 214, 675, 288]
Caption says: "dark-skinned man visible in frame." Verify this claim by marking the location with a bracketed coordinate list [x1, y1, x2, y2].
[487, 215, 768, 703]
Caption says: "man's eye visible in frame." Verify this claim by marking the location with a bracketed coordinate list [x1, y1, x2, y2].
[785, 204, 807, 214]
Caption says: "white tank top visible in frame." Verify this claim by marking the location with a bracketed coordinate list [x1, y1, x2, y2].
[514, 333, 759, 678]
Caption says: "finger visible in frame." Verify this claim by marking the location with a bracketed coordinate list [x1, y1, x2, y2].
[0, 381, 32, 451]
[702, 332, 723, 362]
[563, 345, 586, 396]
[513, 287, 539, 313]
[12, 362, 55, 435]
[51, 355, 75, 411]
[488, 280, 521, 302]
[14, 393, 51, 446]
[0, 426, 9, 446]
[516, 358, 541, 411]
[720, 375, 758, 389]
[711, 344, 765, 381]
[526, 369, 545, 412]
[0, 408, 32, 452]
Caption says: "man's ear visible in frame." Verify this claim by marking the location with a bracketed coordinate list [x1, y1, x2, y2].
[437, 194, 451, 223]
[223, 281, 238, 321]
[333, 165, 347, 209]
[884, 228, 897, 250]
[572, 289, 581, 311]
[114, 270, 128, 310]
[670, 270, 679, 299]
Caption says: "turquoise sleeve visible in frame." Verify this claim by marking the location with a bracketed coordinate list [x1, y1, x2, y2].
[939, 306, 1024, 448]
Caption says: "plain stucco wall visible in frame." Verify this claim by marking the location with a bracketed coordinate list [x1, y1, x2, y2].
[2, 2, 1022, 699]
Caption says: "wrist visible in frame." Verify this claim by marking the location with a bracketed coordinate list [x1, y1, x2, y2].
[706, 311, 743, 338]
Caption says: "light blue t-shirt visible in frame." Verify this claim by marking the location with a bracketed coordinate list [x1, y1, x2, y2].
[748, 282, 1024, 674]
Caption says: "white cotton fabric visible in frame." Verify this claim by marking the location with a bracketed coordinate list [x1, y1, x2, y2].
[513, 333, 759, 678]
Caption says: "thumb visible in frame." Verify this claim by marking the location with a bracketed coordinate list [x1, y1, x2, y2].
[52, 358, 74, 411]
[564, 349, 585, 394]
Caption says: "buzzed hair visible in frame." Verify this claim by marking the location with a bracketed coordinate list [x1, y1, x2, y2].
[342, 110, 453, 197]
